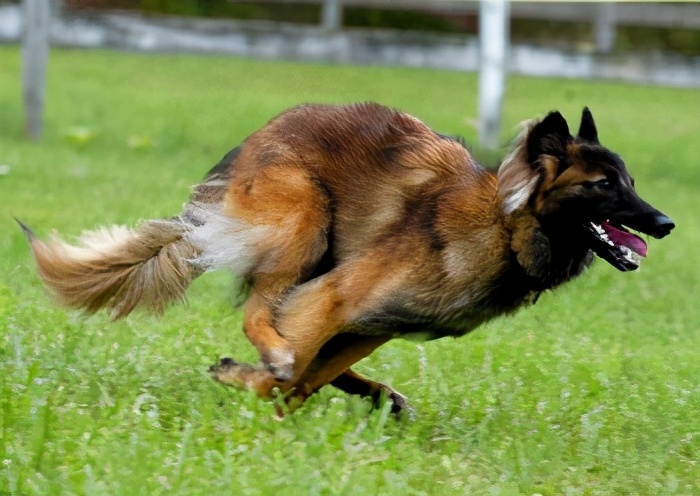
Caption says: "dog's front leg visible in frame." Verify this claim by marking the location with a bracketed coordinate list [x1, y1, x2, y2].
[283, 336, 392, 408]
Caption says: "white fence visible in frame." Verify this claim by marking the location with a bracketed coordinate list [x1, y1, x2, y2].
[4, 1, 699, 142]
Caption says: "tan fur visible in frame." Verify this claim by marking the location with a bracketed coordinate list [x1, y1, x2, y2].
[27, 220, 199, 320]
[25, 103, 671, 415]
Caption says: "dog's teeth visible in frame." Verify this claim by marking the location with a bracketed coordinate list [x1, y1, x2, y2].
[620, 246, 642, 265]
[598, 230, 613, 245]
[590, 222, 615, 246]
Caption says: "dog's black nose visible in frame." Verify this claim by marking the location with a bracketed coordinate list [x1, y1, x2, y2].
[651, 214, 675, 239]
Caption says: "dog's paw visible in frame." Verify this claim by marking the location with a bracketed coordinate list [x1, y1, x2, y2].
[209, 357, 249, 388]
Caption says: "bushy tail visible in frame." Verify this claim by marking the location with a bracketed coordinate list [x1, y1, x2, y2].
[19, 217, 201, 320]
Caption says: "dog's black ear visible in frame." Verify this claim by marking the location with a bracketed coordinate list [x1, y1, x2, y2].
[527, 111, 571, 165]
[577, 107, 599, 144]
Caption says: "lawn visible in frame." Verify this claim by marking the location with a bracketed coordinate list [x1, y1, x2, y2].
[1, 45, 699, 495]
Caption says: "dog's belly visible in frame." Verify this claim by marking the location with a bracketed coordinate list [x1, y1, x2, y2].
[348, 299, 504, 341]
[346, 262, 537, 340]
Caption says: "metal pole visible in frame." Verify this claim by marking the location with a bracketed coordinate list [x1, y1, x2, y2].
[478, 0, 510, 150]
[21, 0, 50, 140]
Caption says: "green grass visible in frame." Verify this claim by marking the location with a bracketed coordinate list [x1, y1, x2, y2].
[1, 45, 699, 495]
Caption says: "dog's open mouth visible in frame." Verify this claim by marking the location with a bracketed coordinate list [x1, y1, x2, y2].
[584, 220, 647, 271]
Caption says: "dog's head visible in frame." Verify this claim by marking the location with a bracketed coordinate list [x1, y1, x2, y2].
[498, 108, 674, 272]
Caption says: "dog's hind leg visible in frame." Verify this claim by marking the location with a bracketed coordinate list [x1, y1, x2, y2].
[242, 289, 294, 380]
[287, 335, 391, 404]
[215, 165, 332, 381]
[210, 269, 354, 398]
[283, 335, 412, 416]
[211, 252, 412, 413]
[290, 333, 411, 415]
[210, 334, 401, 413]
[331, 369, 412, 416]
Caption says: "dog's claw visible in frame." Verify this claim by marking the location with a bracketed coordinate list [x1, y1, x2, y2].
[219, 357, 236, 367]
[388, 391, 416, 420]
[209, 356, 237, 373]
[372, 388, 415, 420]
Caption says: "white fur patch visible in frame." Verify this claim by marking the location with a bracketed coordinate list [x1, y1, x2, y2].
[501, 175, 539, 215]
[264, 347, 295, 381]
[184, 203, 270, 276]
[200, 179, 229, 187]
[497, 120, 539, 216]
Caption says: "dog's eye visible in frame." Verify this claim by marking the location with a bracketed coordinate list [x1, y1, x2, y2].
[595, 180, 612, 189]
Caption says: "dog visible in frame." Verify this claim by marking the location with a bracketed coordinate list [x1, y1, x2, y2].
[21, 103, 674, 415]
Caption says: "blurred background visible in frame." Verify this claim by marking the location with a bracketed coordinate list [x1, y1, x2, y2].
[1, 3, 700, 493]
[2, 0, 699, 146]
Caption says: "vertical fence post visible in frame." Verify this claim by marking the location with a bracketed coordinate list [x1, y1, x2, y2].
[21, 0, 50, 140]
[478, 0, 510, 150]
[321, 0, 343, 31]
[594, 2, 616, 54]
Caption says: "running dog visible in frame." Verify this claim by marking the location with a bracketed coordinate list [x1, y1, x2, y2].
[22, 103, 674, 414]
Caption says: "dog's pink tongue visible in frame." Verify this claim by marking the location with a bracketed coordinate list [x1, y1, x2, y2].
[603, 222, 647, 257]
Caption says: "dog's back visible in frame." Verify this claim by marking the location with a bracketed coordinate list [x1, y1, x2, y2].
[219, 103, 492, 259]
